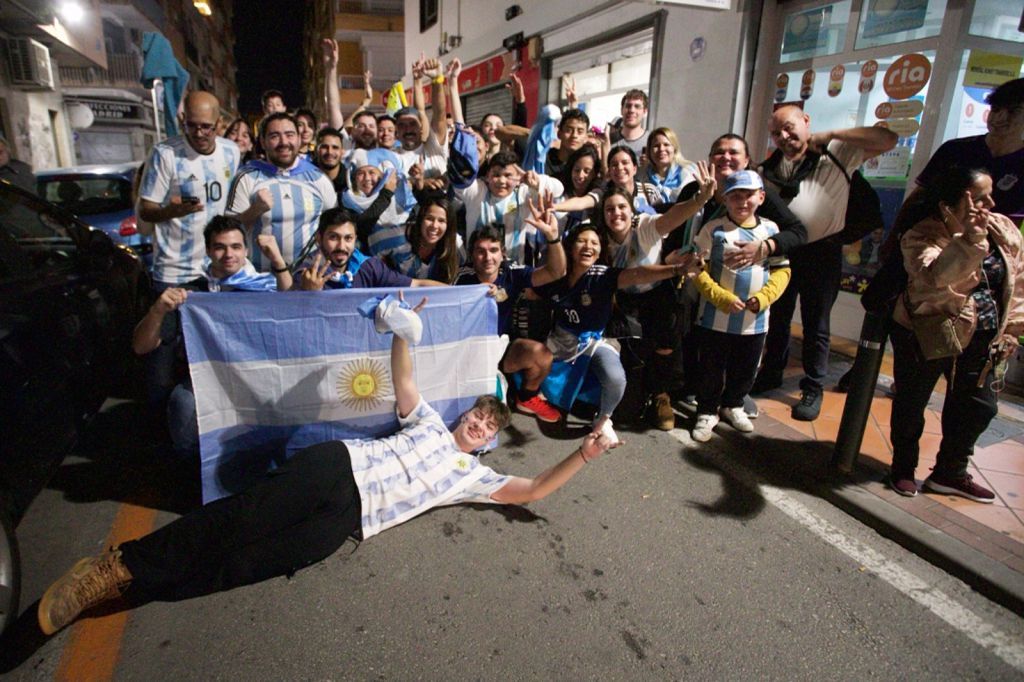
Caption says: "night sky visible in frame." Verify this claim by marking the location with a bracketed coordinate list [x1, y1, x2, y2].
[233, 0, 307, 116]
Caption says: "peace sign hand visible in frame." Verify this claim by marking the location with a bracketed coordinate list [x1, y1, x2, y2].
[300, 252, 331, 291]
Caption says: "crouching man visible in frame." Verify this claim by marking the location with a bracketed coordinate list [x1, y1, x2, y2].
[38, 295, 620, 634]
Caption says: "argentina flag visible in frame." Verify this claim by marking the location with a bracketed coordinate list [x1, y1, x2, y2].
[180, 286, 502, 503]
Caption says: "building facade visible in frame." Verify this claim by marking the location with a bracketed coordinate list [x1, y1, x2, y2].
[405, 0, 1023, 342]
[304, 0, 405, 122]
[1, 0, 239, 171]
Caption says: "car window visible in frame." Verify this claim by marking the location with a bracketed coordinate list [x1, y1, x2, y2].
[0, 190, 72, 241]
[39, 175, 132, 216]
[0, 189, 80, 282]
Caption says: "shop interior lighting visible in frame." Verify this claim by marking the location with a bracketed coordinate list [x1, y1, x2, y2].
[193, 1, 213, 16]
[57, 1, 85, 24]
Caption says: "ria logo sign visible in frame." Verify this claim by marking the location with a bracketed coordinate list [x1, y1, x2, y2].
[883, 54, 931, 100]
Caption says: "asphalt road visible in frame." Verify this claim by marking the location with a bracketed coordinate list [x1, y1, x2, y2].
[4, 399, 1024, 680]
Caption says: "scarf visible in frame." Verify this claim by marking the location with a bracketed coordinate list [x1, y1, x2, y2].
[202, 258, 278, 291]
[758, 148, 821, 200]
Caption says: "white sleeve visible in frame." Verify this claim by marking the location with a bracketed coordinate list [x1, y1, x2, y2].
[226, 172, 255, 215]
[537, 174, 565, 199]
[139, 147, 172, 204]
[694, 220, 714, 253]
[829, 139, 866, 175]
[319, 175, 339, 208]
[636, 213, 665, 253]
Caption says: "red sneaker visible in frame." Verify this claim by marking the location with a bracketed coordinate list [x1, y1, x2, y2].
[517, 394, 561, 423]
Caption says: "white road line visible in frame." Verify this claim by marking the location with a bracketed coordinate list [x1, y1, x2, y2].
[669, 430, 1024, 672]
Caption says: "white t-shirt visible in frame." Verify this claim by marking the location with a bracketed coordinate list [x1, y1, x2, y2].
[397, 130, 449, 179]
[345, 398, 509, 538]
[140, 136, 241, 284]
[605, 213, 665, 294]
[774, 139, 865, 244]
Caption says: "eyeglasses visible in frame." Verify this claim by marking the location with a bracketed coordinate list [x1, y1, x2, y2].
[185, 121, 216, 134]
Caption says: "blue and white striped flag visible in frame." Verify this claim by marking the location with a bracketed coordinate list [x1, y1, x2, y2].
[180, 286, 502, 503]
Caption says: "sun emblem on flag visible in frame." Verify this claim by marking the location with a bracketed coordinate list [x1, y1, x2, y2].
[336, 359, 390, 411]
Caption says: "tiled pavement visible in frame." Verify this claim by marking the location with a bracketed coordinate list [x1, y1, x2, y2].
[750, 346, 1024, 604]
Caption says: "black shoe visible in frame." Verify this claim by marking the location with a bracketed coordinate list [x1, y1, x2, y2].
[835, 368, 853, 393]
[792, 384, 823, 421]
[751, 371, 783, 395]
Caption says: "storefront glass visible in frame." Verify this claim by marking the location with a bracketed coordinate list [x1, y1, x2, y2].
[969, 0, 1024, 42]
[854, 0, 948, 50]
[780, 1, 852, 63]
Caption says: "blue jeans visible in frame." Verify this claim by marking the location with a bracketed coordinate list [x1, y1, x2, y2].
[591, 344, 626, 418]
[167, 382, 198, 458]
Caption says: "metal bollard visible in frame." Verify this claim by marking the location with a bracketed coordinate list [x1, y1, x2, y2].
[832, 310, 890, 473]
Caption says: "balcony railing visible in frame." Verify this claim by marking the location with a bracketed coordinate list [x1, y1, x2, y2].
[59, 53, 142, 89]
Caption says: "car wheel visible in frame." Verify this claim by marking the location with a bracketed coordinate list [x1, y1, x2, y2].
[0, 505, 20, 635]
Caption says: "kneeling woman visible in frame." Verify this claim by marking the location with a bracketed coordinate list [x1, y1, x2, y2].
[889, 167, 1024, 502]
[530, 222, 704, 437]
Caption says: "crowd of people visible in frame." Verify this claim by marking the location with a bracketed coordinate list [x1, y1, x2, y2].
[29, 45, 1024, 635]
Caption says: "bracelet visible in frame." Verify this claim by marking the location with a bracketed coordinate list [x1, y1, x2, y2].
[578, 448, 591, 464]
[432, 74, 446, 85]
[271, 264, 290, 273]
[546, 236, 561, 245]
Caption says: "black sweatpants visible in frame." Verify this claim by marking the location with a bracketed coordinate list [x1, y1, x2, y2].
[121, 441, 362, 601]
[889, 324, 999, 480]
[697, 329, 767, 415]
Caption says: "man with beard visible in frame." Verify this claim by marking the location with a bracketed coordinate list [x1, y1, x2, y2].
[315, 127, 347, 195]
[395, 57, 449, 179]
[294, 207, 442, 290]
[226, 113, 338, 273]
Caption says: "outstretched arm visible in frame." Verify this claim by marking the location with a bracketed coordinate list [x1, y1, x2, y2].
[809, 126, 898, 160]
[391, 293, 427, 418]
[491, 432, 620, 504]
[652, 161, 716, 236]
[322, 39, 343, 130]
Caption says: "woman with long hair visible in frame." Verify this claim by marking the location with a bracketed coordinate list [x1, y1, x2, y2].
[641, 127, 696, 205]
[556, 144, 603, 233]
[387, 197, 462, 284]
[225, 118, 254, 162]
[888, 166, 1024, 502]
[553, 145, 662, 217]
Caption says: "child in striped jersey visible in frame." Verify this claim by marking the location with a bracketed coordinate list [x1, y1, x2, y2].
[691, 170, 791, 442]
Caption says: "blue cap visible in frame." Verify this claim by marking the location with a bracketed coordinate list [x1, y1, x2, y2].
[723, 170, 764, 194]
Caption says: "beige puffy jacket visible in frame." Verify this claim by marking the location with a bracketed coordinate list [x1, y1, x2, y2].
[893, 212, 1024, 349]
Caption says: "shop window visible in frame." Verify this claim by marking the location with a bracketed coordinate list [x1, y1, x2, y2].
[854, 0, 948, 50]
[556, 52, 652, 127]
[969, 0, 1024, 43]
[419, 0, 437, 33]
[937, 48, 1024, 146]
[780, 1, 851, 64]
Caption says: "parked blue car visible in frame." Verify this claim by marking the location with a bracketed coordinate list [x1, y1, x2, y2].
[36, 162, 152, 267]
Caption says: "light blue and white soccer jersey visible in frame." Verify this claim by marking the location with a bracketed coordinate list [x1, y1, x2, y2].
[344, 397, 509, 538]
[226, 158, 338, 272]
[606, 213, 665, 295]
[694, 216, 784, 335]
[397, 131, 449, 179]
[140, 136, 240, 284]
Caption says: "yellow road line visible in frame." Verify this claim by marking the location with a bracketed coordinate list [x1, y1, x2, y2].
[54, 503, 157, 682]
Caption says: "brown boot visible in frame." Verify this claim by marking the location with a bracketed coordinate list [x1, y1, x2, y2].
[653, 392, 675, 431]
[38, 548, 132, 635]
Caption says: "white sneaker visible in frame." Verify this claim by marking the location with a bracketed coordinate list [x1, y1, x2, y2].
[720, 406, 754, 432]
[692, 414, 719, 442]
[597, 417, 621, 445]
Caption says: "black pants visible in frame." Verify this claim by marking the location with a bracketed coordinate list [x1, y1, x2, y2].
[121, 441, 362, 601]
[889, 324, 999, 480]
[697, 329, 766, 415]
[762, 238, 843, 389]
[615, 282, 678, 395]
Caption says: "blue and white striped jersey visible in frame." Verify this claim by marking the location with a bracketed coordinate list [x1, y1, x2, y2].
[226, 158, 338, 272]
[694, 216, 783, 335]
[140, 136, 240, 284]
[345, 398, 509, 538]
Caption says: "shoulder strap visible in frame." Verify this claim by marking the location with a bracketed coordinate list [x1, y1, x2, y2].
[821, 148, 852, 185]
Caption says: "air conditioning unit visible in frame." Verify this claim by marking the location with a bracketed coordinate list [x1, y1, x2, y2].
[5, 38, 55, 90]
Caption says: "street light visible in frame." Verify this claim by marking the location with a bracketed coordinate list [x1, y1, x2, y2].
[57, 0, 85, 24]
[193, 1, 212, 16]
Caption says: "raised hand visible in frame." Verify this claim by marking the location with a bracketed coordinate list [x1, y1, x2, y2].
[299, 252, 330, 291]
[563, 75, 577, 108]
[421, 58, 443, 80]
[524, 191, 558, 241]
[446, 58, 462, 81]
[363, 70, 373, 101]
[693, 160, 717, 204]
[155, 287, 188, 314]
[253, 188, 274, 217]
[506, 71, 525, 103]
[397, 289, 428, 314]
[321, 38, 338, 69]
[257, 234, 283, 263]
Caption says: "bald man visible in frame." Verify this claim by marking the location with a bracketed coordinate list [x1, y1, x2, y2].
[754, 104, 897, 421]
[137, 91, 242, 405]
